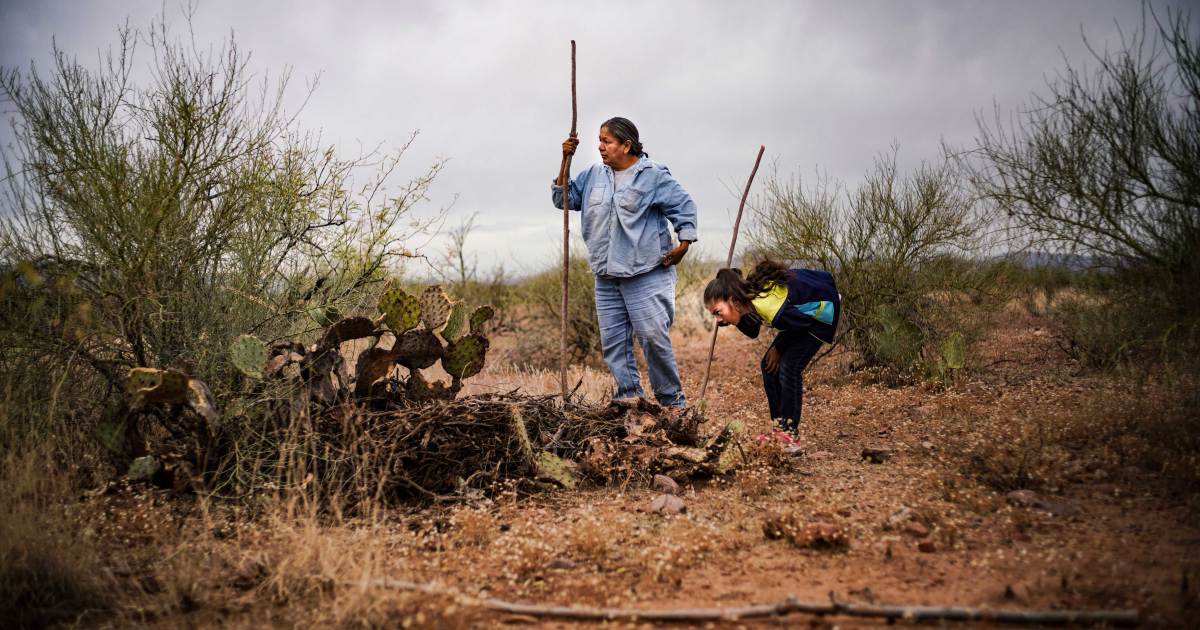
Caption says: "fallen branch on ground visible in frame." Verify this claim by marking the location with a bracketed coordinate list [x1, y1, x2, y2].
[358, 578, 1139, 626]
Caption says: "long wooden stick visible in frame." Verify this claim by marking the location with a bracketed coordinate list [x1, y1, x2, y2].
[556, 41, 578, 402]
[698, 144, 765, 401]
[361, 579, 1139, 626]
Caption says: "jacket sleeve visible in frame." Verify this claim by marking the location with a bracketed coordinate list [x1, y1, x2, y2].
[551, 175, 583, 212]
[735, 313, 762, 339]
[652, 167, 698, 242]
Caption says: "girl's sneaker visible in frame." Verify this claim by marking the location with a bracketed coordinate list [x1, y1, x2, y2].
[752, 430, 804, 456]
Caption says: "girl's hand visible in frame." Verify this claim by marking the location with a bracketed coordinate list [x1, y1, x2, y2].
[763, 347, 781, 374]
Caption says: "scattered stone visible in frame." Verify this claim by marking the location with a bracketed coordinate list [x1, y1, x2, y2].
[920, 441, 934, 451]
[763, 512, 850, 550]
[903, 521, 930, 538]
[1004, 581, 1034, 602]
[127, 456, 160, 482]
[652, 474, 679, 495]
[1006, 489, 1038, 507]
[547, 557, 577, 570]
[885, 506, 913, 530]
[917, 540, 937, 553]
[1033, 499, 1082, 518]
[1006, 490, 1082, 517]
[646, 493, 686, 515]
[861, 447, 892, 464]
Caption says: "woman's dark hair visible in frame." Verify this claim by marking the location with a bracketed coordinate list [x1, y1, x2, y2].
[703, 259, 791, 307]
[602, 116, 647, 158]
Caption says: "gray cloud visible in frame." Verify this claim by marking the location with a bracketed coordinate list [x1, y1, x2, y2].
[1, 0, 1191, 275]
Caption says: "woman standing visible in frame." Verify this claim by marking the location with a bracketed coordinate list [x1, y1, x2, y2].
[553, 117, 698, 408]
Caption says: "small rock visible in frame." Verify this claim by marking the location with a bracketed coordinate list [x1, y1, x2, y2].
[547, 557, 577, 570]
[861, 447, 892, 464]
[917, 540, 937, 553]
[652, 474, 679, 495]
[1006, 489, 1038, 507]
[126, 456, 161, 482]
[646, 493, 686, 515]
[903, 521, 930, 538]
[920, 441, 934, 451]
[885, 506, 913, 530]
[1032, 499, 1081, 518]
[1004, 581, 1034, 602]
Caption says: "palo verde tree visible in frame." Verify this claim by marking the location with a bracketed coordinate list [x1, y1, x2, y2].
[0, 17, 440, 448]
[751, 149, 1007, 378]
[962, 8, 1199, 366]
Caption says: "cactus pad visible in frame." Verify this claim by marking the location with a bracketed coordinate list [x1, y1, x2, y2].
[392, 329, 444, 370]
[469, 305, 495, 334]
[441, 301, 468, 342]
[230, 334, 268, 379]
[354, 347, 396, 396]
[379, 285, 421, 334]
[442, 333, 489, 379]
[317, 316, 377, 351]
[941, 331, 966, 370]
[419, 285, 452, 330]
[127, 367, 189, 404]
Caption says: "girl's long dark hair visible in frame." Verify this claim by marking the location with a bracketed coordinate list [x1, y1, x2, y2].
[704, 259, 790, 307]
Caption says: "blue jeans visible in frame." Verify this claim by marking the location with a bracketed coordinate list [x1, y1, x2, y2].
[594, 266, 686, 408]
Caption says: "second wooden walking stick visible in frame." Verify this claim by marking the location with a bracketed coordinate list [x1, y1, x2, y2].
[557, 41, 578, 401]
[698, 145, 766, 401]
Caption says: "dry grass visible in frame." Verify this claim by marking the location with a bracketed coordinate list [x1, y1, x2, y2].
[0, 449, 112, 627]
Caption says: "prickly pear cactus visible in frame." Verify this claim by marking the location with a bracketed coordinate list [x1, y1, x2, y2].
[441, 301, 468, 342]
[379, 284, 421, 334]
[442, 333, 489, 379]
[230, 334, 268, 379]
[419, 285, 452, 330]
[941, 332, 966, 370]
[469, 305, 495, 334]
[126, 367, 189, 404]
[393, 329, 444, 370]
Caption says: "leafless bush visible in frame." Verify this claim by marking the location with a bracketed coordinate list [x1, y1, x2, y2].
[962, 7, 1200, 369]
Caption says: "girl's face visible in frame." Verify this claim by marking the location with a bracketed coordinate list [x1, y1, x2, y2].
[707, 298, 746, 326]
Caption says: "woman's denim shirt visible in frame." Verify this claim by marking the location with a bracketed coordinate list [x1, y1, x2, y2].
[552, 158, 699, 278]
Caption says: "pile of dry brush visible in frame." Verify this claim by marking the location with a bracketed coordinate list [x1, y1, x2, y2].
[115, 283, 738, 507]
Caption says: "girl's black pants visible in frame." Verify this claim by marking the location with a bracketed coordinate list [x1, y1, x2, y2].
[761, 334, 823, 433]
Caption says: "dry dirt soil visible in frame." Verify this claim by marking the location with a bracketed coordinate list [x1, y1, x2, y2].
[67, 311, 1200, 628]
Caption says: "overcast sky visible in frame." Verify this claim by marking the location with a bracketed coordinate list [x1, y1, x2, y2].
[1, 0, 1192, 276]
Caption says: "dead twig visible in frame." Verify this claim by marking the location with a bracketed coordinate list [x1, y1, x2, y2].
[359, 579, 1139, 626]
[699, 145, 765, 402]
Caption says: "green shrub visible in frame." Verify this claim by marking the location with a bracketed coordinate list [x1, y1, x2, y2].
[0, 17, 440, 456]
[508, 255, 600, 369]
[750, 149, 1010, 380]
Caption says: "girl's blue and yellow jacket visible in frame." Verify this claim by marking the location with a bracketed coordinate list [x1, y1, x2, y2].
[735, 269, 841, 350]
